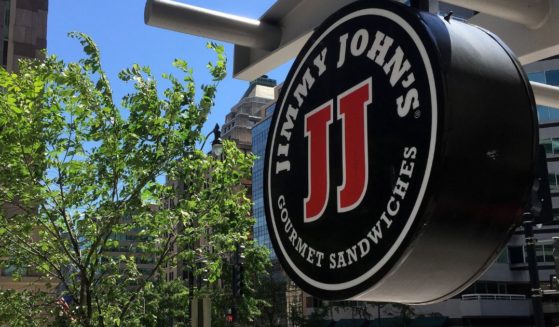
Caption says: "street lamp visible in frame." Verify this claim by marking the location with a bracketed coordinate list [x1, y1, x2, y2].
[190, 126, 222, 327]
[201, 123, 223, 157]
[210, 124, 223, 157]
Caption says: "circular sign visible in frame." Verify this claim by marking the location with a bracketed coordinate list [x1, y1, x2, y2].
[264, 1, 536, 302]
[265, 1, 438, 299]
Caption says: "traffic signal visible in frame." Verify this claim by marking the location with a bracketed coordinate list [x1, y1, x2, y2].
[232, 264, 243, 298]
[232, 243, 245, 298]
[236, 244, 246, 265]
[238, 266, 244, 296]
[226, 308, 234, 323]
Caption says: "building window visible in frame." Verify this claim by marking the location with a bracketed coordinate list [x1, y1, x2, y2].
[305, 296, 322, 308]
[537, 105, 559, 122]
[541, 138, 559, 156]
[529, 70, 559, 122]
[529, 71, 546, 83]
[472, 281, 503, 294]
[509, 245, 554, 265]
[265, 104, 276, 117]
[305, 296, 313, 308]
[536, 245, 554, 263]
[549, 173, 559, 192]
[496, 249, 508, 264]
[509, 246, 524, 264]
[546, 70, 559, 86]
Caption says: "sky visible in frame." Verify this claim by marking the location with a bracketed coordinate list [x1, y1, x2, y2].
[47, 0, 291, 149]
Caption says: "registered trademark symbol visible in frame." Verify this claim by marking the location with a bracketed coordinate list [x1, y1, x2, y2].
[414, 110, 421, 119]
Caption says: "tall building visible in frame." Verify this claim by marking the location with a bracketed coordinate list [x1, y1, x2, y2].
[105, 212, 158, 278]
[221, 75, 277, 246]
[222, 75, 277, 153]
[0, 0, 48, 291]
[252, 101, 278, 259]
[0, 0, 48, 71]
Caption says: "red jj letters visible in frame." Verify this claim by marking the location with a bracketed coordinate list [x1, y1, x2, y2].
[304, 78, 372, 222]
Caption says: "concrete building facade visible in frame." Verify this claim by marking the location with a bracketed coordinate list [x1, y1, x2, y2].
[0, 0, 48, 71]
[221, 75, 277, 256]
[0, 0, 48, 291]
[222, 75, 277, 153]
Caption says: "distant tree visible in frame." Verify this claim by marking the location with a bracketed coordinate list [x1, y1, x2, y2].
[0, 289, 52, 327]
[0, 33, 269, 326]
[207, 241, 271, 327]
[253, 263, 289, 327]
[303, 309, 329, 327]
[289, 303, 306, 327]
[383, 302, 416, 326]
[395, 303, 416, 326]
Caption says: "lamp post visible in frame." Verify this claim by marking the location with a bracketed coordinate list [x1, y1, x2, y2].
[188, 124, 222, 327]
[197, 125, 247, 326]
[523, 213, 545, 327]
[200, 123, 223, 157]
[232, 243, 244, 326]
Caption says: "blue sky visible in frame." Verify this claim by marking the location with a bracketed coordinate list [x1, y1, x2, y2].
[47, 0, 290, 148]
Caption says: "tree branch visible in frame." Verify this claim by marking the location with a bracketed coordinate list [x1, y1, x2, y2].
[56, 164, 83, 265]
[118, 231, 176, 320]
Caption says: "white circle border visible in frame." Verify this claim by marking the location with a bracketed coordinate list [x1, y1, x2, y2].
[267, 7, 438, 291]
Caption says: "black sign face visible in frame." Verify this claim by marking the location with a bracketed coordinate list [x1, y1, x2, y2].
[264, 1, 439, 299]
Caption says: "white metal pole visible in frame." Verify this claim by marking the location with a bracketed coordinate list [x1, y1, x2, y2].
[144, 0, 281, 51]
[531, 81, 559, 109]
[143, 0, 559, 110]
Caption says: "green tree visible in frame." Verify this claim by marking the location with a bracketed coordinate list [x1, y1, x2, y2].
[208, 240, 271, 326]
[0, 32, 269, 326]
[0, 289, 52, 327]
[253, 265, 288, 327]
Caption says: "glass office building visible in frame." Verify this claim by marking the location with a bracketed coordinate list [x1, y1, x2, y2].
[531, 63, 559, 220]
[252, 103, 276, 259]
